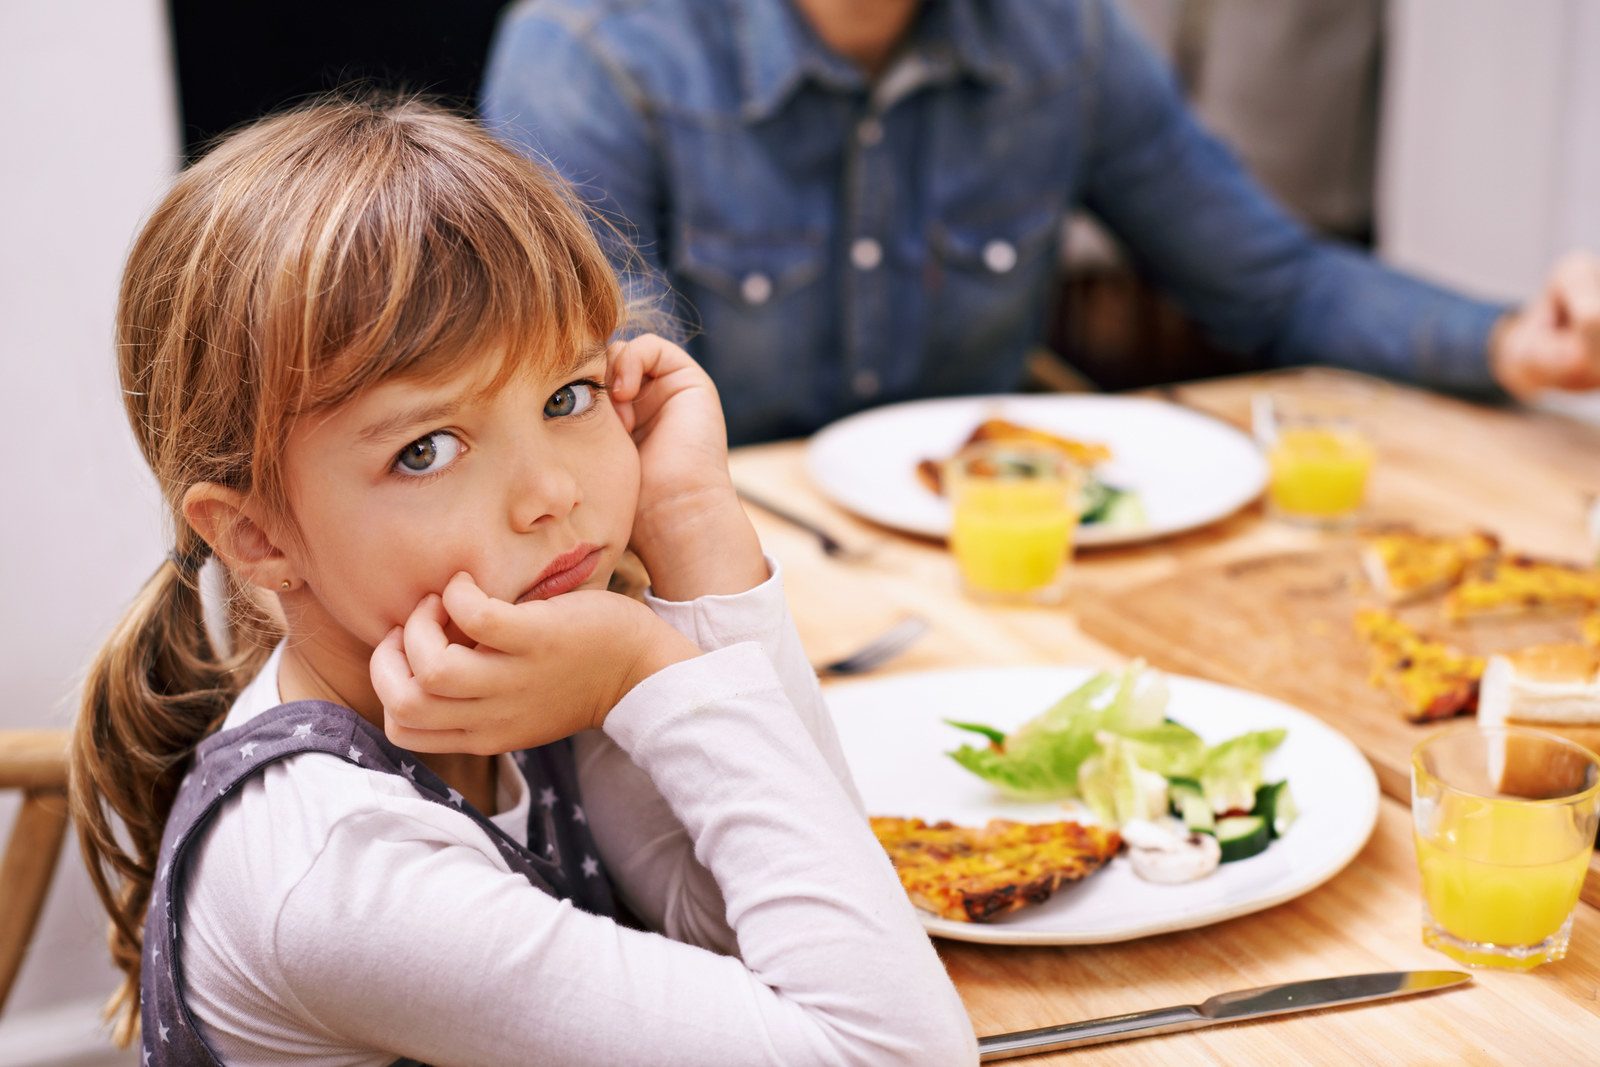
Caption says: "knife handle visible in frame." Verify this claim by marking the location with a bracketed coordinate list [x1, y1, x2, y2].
[977, 1004, 1209, 1061]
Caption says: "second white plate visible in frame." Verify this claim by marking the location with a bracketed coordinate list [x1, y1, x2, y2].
[827, 665, 1379, 944]
[806, 394, 1267, 545]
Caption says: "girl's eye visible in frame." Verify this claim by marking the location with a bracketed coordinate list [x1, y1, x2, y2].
[393, 432, 462, 477]
[545, 381, 597, 419]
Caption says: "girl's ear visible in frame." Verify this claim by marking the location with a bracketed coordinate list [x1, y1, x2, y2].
[181, 484, 296, 593]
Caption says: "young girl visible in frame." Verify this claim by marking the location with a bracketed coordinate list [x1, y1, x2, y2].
[69, 96, 976, 1066]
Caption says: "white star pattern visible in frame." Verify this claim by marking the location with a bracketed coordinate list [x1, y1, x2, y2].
[538, 787, 556, 809]
[159, 1023, 170, 1043]
[293, 723, 314, 738]
[143, 1047, 150, 1065]
[152, 948, 160, 961]
[239, 742, 257, 759]
[200, 776, 207, 788]
[545, 842, 555, 856]
[581, 855, 599, 878]
[159, 862, 169, 882]
[348, 745, 363, 763]
[447, 787, 465, 807]
[571, 804, 586, 825]
[400, 761, 415, 779]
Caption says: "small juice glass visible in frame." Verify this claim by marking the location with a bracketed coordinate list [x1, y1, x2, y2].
[1253, 372, 1378, 527]
[1411, 725, 1600, 969]
[945, 442, 1081, 604]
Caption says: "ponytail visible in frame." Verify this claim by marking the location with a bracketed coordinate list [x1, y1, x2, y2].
[68, 535, 278, 1045]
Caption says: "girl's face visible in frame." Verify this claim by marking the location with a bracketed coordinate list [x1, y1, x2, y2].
[277, 342, 640, 664]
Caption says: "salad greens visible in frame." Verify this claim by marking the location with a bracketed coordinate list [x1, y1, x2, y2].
[945, 662, 1168, 802]
[944, 663, 1291, 841]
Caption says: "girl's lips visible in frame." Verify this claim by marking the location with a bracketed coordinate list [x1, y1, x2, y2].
[517, 545, 602, 603]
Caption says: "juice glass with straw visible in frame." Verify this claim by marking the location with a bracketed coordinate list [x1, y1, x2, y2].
[1252, 371, 1378, 527]
[1411, 725, 1600, 969]
[945, 442, 1081, 605]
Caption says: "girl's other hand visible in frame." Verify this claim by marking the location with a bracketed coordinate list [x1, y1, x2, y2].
[370, 572, 700, 754]
[609, 335, 766, 600]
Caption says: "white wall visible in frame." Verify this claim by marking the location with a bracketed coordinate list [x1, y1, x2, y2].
[1380, 0, 1600, 423]
[0, 0, 176, 1061]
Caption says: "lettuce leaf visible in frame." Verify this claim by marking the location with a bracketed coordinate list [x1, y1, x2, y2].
[1199, 729, 1288, 814]
[1078, 733, 1170, 825]
[1118, 721, 1207, 779]
[944, 661, 1168, 801]
[943, 664, 1289, 829]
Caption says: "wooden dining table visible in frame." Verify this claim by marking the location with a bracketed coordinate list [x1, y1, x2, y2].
[728, 369, 1600, 1064]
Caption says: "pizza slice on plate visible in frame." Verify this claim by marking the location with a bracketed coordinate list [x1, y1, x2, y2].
[1352, 608, 1484, 722]
[869, 815, 1123, 923]
[915, 418, 1114, 495]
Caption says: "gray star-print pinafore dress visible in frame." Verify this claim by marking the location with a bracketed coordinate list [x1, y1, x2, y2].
[139, 701, 616, 1066]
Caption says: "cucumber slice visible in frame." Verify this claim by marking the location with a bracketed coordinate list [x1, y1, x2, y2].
[1168, 780, 1215, 833]
[1078, 478, 1116, 524]
[1098, 488, 1146, 530]
[1080, 480, 1146, 529]
[1215, 815, 1271, 862]
[1253, 781, 1298, 839]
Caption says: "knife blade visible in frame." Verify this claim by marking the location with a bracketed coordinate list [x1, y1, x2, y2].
[977, 970, 1470, 1061]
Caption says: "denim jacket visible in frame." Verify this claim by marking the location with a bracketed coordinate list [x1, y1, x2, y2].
[483, 0, 1506, 444]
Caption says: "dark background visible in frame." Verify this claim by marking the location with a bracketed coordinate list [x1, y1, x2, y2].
[169, 0, 515, 161]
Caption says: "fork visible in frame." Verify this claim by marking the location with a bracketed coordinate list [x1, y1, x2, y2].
[815, 617, 931, 676]
[736, 487, 873, 562]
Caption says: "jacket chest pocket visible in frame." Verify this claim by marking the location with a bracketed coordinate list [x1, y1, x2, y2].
[670, 227, 831, 435]
[921, 203, 1065, 394]
[675, 226, 826, 311]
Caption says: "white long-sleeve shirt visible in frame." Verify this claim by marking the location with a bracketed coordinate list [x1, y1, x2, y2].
[178, 561, 978, 1066]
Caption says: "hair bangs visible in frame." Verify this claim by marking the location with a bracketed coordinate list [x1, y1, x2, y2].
[275, 108, 623, 418]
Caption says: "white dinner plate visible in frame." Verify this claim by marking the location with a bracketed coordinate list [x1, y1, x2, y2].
[805, 394, 1267, 545]
[827, 665, 1379, 945]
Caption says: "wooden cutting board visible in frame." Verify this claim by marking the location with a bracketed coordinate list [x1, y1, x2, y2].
[1074, 545, 1600, 905]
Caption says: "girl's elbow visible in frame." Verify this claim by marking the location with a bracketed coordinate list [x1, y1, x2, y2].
[871, 1001, 979, 1067]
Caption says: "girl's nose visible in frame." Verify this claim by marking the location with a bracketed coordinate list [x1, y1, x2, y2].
[507, 448, 580, 532]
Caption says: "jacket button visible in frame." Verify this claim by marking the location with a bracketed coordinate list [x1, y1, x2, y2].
[852, 369, 881, 397]
[982, 239, 1017, 274]
[857, 118, 884, 147]
[851, 237, 883, 271]
[740, 272, 773, 305]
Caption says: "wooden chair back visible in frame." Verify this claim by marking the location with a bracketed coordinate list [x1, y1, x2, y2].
[0, 729, 71, 1015]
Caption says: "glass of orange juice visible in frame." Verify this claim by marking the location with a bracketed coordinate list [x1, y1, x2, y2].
[1252, 372, 1378, 527]
[1411, 725, 1600, 969]
[945, 442, 1081, 604]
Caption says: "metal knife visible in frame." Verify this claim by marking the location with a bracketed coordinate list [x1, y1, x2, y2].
[977, 970, 1471, 1061]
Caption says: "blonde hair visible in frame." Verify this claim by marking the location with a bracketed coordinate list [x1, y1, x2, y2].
[68, 94, 626, 1045]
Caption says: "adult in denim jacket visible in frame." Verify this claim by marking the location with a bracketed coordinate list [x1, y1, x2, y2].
[483, 0, 1600, 445]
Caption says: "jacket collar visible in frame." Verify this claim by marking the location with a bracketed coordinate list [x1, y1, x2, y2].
[735, 0, 1011, 122]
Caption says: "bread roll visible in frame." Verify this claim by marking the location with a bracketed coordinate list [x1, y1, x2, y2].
[1478, 644, 1600, 797]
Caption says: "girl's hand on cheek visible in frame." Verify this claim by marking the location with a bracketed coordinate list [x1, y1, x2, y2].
[610, 333, 732, 513]
[369, 571, 701, 755]
[610, 334, 766, 599]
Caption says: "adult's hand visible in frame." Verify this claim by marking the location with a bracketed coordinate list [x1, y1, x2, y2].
[371, 572, 700, 755]
[1490, 251, 1600, 397]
